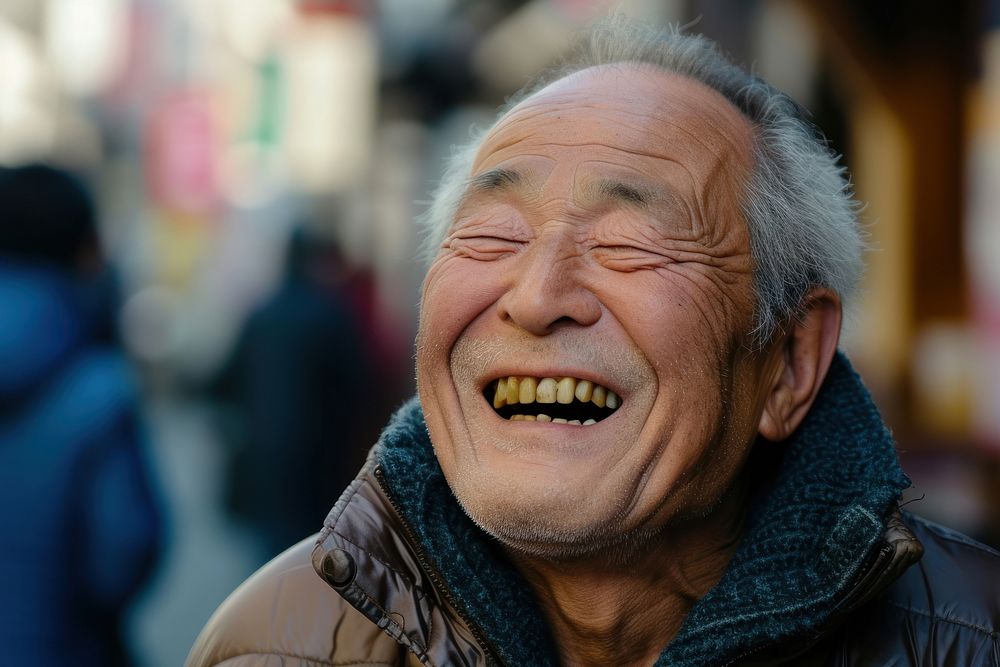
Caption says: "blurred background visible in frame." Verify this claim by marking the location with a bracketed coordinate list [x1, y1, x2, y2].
[0, 0, 998, 664]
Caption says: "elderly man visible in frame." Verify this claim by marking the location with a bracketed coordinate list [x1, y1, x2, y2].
[189, 20, 1000, 667]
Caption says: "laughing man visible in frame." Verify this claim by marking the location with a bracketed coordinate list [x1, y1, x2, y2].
[189, 19, 1000, 667]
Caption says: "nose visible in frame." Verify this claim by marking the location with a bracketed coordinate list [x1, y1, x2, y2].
[496, 234, 602, 336]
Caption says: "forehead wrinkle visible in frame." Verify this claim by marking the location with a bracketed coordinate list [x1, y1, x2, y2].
[650, 155, 747, 252]
[496, 100, 747, 171]
[626, 116, 746, 178]
[500, 114, 739, 170]
[479, 100, 600, 160]
[480, 118, 731, 181]
[598, 106, 736, 166]
[691, 154, 749, 249]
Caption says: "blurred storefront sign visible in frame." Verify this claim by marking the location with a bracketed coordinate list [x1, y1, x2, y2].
[0, 11, 107, 167]
[218, 0, 294, 62]
[280, 12, 376, 193]
[0, 20, 54, 164]
[146, 90, 220, 216]
[43, 0, 129, 97]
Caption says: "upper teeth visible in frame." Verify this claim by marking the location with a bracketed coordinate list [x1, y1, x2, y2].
[492, 375, 620, 410]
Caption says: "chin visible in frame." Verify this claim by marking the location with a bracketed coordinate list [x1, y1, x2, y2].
[446, 465, 661, 561]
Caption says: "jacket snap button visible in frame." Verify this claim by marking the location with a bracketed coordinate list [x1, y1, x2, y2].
[322, 549, 356, 588]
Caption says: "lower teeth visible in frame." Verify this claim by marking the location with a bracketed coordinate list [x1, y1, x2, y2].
[509, 414, 596, 425]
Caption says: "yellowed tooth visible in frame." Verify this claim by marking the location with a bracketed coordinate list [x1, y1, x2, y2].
[536, 414, 551, 422]
[606, 391, 619, 409]
[519, 376, 537, 404]
[494, 378, 507, 409]
[552, 418, 568, 424]
[523, 414, 536, 421]
[557, 377, 576, 404]
[583, 419, 597, 425]
[592, 385, 607, 408]
[536, 378, 557, 403]
[511, 414, 524, 421]
[575, 379, 593, 402]
[507, 376, 520, 404]
[568, 419, 581, 425]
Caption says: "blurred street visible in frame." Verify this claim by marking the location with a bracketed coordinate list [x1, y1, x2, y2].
[130, 399, 261, 667]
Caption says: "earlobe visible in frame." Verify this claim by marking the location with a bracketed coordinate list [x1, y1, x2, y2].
[757, 289, 842, 442]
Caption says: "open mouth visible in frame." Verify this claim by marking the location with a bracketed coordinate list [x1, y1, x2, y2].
[483, 376, 622, 425]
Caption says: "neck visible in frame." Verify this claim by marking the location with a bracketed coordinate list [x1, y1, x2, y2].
[508, 480, 748, 667]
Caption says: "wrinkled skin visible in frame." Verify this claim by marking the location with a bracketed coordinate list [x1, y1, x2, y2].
[415, 65, 785, 559]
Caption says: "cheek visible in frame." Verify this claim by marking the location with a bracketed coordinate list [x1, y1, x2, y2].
[600, 270, 728, 360]
[638, 268, 754, 353]
[597, 269, 754, 436]
[419, 257, 506, 359]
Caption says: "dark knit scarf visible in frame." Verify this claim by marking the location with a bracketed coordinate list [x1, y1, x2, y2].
[376, 351, 910, 666]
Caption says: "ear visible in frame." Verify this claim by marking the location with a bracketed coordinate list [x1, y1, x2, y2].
[757, 288, 842, 442]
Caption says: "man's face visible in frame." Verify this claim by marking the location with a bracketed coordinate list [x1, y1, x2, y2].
[416, 66, 780, 557]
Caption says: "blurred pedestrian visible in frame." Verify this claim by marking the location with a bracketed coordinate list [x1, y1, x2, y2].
[213, 228, 381, 559]
[0, 165, 164, 667]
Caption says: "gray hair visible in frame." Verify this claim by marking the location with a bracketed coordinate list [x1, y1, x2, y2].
[418, 17, 863, 344]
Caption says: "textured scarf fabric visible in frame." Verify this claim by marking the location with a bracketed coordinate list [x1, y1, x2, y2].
[376, 351, 910, 666]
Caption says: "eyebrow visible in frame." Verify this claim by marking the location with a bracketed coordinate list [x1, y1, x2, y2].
[467, 167, 523, 195]
[593, 179, 655, 209]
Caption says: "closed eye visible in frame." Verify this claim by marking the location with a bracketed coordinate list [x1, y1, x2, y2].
[591, 245, 671, 272]
[447, 235, 524, 261]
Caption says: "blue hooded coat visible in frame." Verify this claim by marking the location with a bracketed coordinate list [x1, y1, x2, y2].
[0, 261, 163, 666]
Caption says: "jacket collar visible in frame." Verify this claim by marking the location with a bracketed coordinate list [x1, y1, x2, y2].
[323, 351, 917, 666]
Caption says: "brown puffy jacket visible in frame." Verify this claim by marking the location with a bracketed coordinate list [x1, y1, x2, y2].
[189, 358, 1000, 666]
[187, 464, 1000, 666]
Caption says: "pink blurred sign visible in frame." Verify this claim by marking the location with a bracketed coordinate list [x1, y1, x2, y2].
[146, 90, 219, 216]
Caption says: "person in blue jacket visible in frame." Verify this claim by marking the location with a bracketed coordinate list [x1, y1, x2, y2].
[0, 165, 163, 666]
